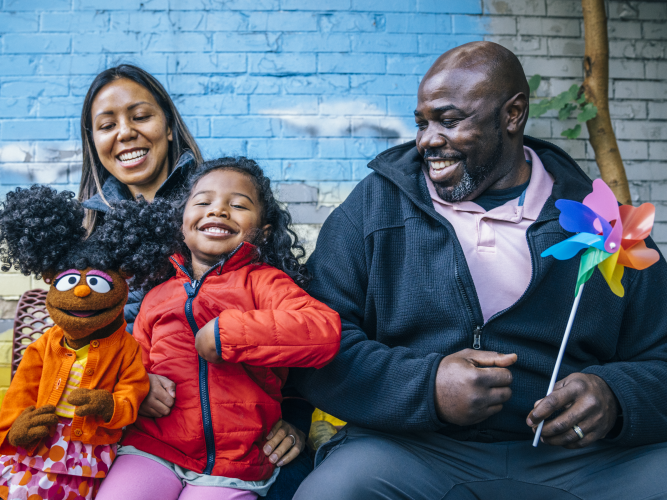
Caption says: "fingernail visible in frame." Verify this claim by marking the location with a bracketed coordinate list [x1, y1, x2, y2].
[266, 432, 273, 440]
[263, 445, 272, 454]
[269, 453, 278, 463]
[277, 460, 284, 467]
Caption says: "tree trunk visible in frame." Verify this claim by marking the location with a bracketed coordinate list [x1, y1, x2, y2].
[581, 0, 632, 205]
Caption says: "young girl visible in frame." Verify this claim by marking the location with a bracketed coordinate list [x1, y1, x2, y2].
[96, 157, 341, 500]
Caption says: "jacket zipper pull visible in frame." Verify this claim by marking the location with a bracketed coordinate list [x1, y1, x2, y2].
[473, 327, 482, 350]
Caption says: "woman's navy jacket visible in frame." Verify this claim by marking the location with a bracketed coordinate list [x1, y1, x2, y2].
[294, 136, 667, 447]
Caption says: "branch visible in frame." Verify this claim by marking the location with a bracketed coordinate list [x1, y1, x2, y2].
[581, 0, 632, 205]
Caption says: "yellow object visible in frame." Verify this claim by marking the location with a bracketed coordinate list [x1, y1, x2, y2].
[312, 408, 346, 428]
[308, 420, 338, 451]
[55, 344, 89, 418]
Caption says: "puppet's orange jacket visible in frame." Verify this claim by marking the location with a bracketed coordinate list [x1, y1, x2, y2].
[123, 243, 341, 481]
[0, 322, 149, 455]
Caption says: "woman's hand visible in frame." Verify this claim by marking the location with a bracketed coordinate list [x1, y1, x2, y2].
[195, 319, 223, 364]
[263, 419, 306, 467]
[139, 374, 176, 418]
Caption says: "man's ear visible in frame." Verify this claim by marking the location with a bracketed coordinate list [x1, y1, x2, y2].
[42, 270, 56, 285]
[505, 92, 529, 136]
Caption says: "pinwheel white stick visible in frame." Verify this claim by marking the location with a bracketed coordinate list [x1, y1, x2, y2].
[533, 283, 585, 447]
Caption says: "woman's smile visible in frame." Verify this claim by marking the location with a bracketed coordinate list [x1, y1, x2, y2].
[117, 147, 149, 168]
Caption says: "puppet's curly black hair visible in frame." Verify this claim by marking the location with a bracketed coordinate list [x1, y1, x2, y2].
[0, 185, 181, 291]
[176, 157, 312, 289]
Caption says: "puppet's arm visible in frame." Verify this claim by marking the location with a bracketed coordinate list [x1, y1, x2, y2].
[0, 338, 58, 452]
[74, 338, 149, 430]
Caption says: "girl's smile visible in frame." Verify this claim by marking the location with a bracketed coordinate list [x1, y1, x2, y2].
[182, 169, 270, 279]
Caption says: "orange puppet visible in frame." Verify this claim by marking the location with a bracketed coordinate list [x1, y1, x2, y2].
[0, 185, 180, 500]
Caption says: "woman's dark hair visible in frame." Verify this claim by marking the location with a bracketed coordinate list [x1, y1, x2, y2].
[0, 185, 181, 292]
[177, 157, 312, 289]
[79, 64, 202, 234]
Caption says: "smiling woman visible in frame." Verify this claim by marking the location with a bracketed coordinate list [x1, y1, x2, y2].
[78, 64, 202, 234]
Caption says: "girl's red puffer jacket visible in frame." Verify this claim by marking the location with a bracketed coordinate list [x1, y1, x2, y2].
[122, 243, 341, 481]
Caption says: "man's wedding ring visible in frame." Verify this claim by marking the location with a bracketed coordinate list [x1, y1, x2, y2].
[573, 425, 585, 440]
[288, 434, 296, 446]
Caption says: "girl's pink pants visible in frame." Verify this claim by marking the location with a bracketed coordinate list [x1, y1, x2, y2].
[96, 454, 259, 500]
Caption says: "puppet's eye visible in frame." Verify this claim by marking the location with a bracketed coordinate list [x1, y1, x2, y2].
[55, 274, 80, 291]
[86, 275, 111, 293]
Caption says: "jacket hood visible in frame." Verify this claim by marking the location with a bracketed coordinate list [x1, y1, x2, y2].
[82, 149, 198, 213]
[169, 242, 260, 280]
[367, 136, 594, 223]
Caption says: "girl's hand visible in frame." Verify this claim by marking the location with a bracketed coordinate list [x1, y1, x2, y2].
[139, 374, 176, 418]
[195, 318, 223, 364]
[263, 419, 306, 467]
[68, 388, 114, 422]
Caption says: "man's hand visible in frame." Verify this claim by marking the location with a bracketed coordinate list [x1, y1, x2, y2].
[8, 405, 59, 447]
[527, 373, 619, 448]
[68, 388, 114, 422]
[139, 373, 176, 418]
[263, 419, 306, 467]
[195, 318, 223, 364]
[435, 349, 517, 426]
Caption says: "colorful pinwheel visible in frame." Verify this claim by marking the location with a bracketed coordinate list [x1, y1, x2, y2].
[541, 178, 659, 297]
[533, 179, 659, 447]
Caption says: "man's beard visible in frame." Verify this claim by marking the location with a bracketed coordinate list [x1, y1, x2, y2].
[429, 110, 505, 203]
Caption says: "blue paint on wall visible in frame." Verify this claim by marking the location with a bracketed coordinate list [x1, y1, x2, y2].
[0, 0, 488, 203]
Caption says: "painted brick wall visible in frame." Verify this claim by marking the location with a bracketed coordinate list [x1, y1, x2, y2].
[0, 0, 665, 308]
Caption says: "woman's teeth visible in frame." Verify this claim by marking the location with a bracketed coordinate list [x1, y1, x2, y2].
[118, 149, 148, 162]
[431, 160, 458, 171]
[203, 227, 230, 234]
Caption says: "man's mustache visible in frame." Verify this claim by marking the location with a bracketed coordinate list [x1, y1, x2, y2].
[423, 149, 465, 161]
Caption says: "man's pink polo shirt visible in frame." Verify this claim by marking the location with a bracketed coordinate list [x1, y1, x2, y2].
[423, 146, 554, 323]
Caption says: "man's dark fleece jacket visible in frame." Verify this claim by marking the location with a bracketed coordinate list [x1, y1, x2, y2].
[293, 136, 667, 447]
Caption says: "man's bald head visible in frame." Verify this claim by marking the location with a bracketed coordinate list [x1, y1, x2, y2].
[421, 41, 529, 106]
[414, 41, 532, 203]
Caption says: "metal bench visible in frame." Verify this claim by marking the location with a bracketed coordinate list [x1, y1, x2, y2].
[11, 289, 52, 380]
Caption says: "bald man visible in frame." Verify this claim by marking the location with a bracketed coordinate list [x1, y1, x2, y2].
[292, 42, 667, 499]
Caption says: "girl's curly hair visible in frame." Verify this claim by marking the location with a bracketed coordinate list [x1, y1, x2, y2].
[176, 157, 312, 289]
[0, 185, 181, 291]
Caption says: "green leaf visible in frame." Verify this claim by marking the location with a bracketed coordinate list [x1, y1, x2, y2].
[528, 74, 541, 94]
[577, 102, 598, 122]
[576, 93, 587, 105]
[561, 124, 582, 139]
[528, 99, 552, 118]
[558, 102, 578, 121]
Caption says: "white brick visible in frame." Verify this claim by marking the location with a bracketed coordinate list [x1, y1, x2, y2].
[643, 22, 667, 40]
[610, 40, 665, 59]
[624, 161, 667, 181]
[615, 80, 667, 100]
[638, 2, 667, 21]
[520, 57, 583, 78]
[609, 100, 647, 120]
[651, 183, 667, 202]
[547, 38, 584, 57]
[608, 20, 642, 39]
[485, 36, 547, 55]
[524, 118, 551, 138]
[609, 2, 639, 20]
[483, 0, 546, 15]
[645, 61, 667, 80]
[517, 17, 580, 37]
[648, 102, 667, 121]
[616, 140, 649, 160]
[649, 142, 667, 161]
[546, 0, 581, 17]
[614, 121, 667, 141]
[609, 59, 644, 79]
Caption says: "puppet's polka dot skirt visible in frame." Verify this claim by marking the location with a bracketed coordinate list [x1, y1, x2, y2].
[0, 417, 116, 500]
